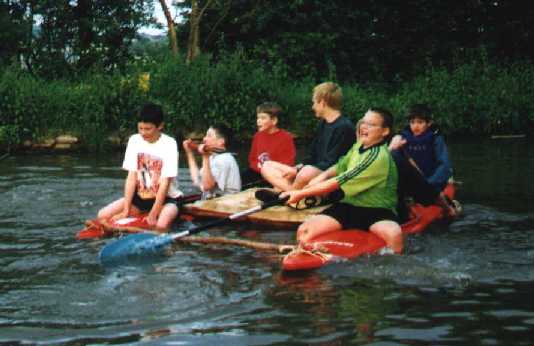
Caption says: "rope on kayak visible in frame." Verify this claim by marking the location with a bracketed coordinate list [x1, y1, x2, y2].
[285, 243, 333, 262]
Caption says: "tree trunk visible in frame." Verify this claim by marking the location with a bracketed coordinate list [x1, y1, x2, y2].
[158, 0, 178, 56]
[186, 0, 199, 64]
[186, 0, 214, 64]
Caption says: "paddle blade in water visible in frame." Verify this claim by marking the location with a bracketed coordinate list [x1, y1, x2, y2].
[99, 233, 175, 265]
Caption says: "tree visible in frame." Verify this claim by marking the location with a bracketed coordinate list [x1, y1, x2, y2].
[186, 0, 214, 63]
[174, 0, 534, 82]
[9, 0, 154, 78]
[0, 1, 32, 67]
[158, 0, 179, 56]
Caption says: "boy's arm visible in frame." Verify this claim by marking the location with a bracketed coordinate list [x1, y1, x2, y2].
[427, 136, 452, 188]
[200, 152, 217, 191]
[183, 139, 200, 186]
[388, 135, 406, 151]
[115, 170, 137, 220]
[306, 166, 337, 187]
[248, 133, 259, 171]
[281, 176, 339, 205]
[273, 132, 296, 167]
[146, 176, 172, 226]
[302, 124, 321, 166]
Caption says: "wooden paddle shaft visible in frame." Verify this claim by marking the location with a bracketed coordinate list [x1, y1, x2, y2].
[179, 235, 294, 253]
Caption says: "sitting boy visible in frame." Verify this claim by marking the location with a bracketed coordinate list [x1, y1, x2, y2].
[280, 108, 403, 254]
[261, 82, 355, 191]
[241, 101, 296, 186]
[389, 103, 458, 219]
[97, 103, 180, 231]
[183, 123, 241, 199]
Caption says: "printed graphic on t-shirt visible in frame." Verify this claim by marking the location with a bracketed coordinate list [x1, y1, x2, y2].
[136, 153, 163, 199]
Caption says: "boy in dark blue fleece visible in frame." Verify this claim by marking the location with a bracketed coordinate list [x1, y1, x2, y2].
[389, 104, 458, 219]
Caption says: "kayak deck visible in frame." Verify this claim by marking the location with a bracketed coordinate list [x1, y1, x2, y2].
[181, 188, 329, 228]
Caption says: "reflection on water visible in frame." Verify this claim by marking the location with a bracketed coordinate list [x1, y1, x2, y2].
[1, 139, 534, 345]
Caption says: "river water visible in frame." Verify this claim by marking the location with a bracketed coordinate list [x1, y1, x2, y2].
[1, 138, 533, 345]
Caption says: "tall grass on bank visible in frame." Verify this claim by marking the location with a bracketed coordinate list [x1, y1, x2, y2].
[1, 53, 533, 152]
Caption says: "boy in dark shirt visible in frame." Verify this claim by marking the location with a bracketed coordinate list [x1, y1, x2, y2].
[389, 103, 459, 219]
[261, 82, 355, 191]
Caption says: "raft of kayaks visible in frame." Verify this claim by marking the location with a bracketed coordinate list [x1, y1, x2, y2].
[77, 184, 457, 272]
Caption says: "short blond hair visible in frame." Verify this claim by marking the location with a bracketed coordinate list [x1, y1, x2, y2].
[313, 82, 343, 110]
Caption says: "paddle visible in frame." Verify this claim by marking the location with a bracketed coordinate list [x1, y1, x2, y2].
[76, 193, 202, 240]
[99, 193, 288, 265]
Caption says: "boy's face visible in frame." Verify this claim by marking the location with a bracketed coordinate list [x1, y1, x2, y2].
[359, 111, 390, 147]
[409, 117, 432, 136]
[138, 122, 162, 143]
[203, 127, 225, 148]
[311, 95, 325, 118]
[256, 112, 278, 132]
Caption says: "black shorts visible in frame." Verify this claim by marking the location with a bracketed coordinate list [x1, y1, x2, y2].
[132, 193, 177, 212]
[321, 202, 398, 230]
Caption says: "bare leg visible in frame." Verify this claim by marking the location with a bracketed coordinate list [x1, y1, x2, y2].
[97, 198, 125, 221]
[155, 203, 179, 231]
[296, 214, 342, 243]
[261, 161, 296, 191]
[97, 197, 142, 221]
[369, 220, 403, 254]
[291, 165, 322, 190]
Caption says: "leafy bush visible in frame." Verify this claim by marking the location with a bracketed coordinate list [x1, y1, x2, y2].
[1, 51, 533, 152]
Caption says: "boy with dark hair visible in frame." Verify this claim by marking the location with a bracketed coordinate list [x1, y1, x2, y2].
[242, 101, 296, 186]
[183, 123, 241, 199]
[261, 82, 355, 191]
[97, 103, 180, 231]
[389, 103, 458, 219]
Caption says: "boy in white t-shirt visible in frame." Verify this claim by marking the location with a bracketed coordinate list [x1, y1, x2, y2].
[182, 123, 241, 199]
[97, 103, 180, 231]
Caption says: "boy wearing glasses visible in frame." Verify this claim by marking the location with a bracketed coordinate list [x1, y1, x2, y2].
[281, 108, 403, 254]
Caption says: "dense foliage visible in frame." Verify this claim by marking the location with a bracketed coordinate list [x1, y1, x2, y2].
[1, 52, 533, 151]
[175, 1, 534, 83]
[1, 1, 533, 152]
[1, 0, 154, 78]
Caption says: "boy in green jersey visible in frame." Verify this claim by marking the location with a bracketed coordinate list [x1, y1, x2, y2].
[280, 108, 402, 254]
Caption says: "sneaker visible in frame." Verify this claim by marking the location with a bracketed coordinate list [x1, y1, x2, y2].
[254, 188, 281, 203]
[289, 195, 323, 210]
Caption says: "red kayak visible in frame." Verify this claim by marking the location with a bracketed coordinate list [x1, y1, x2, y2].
[281, 183, 458, 271]
[76, 194, 200, 240]
[76, 215, 152, 239]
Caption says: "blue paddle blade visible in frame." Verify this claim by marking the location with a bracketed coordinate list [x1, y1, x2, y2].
[99, 232, 175, 265]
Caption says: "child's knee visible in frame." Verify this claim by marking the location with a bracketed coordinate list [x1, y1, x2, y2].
[261, 160, 273, 172]
[261, 160, 280, 174]
[97, 208, 108, 220]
